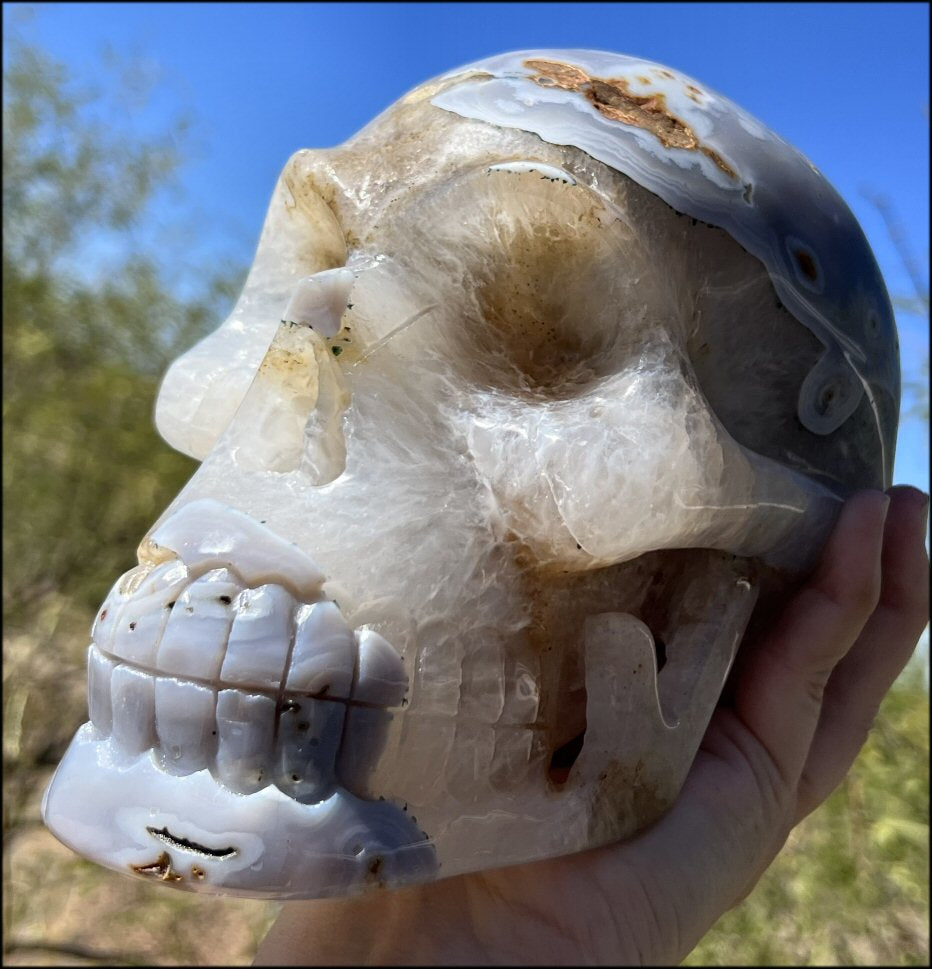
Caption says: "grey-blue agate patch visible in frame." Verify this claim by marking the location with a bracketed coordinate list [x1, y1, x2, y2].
[431, 49, 899, 478]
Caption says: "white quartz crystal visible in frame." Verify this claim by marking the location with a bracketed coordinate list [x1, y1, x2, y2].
[43, 49, 897, 900]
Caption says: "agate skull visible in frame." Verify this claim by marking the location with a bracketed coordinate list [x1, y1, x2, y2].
[43, 50, 899, 899]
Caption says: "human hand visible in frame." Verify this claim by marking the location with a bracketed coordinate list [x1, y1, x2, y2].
[255, 486, 929, 966]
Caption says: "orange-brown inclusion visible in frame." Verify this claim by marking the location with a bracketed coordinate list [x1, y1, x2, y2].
[130, 851, 183, 882]
[523, 58, 737, 180]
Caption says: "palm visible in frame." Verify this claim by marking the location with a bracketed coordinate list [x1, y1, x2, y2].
[256, 487, 928, 966]
[361, 710, 795, 966]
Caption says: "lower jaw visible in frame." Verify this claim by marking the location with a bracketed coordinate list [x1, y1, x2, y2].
[41, 723, 438, 899]
[44, 524, 760, 898]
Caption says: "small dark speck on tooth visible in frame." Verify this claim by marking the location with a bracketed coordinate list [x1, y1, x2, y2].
[128, 622, 137, 631]
[166, 601, 176, 610]
[219, 595, 232, 604]
[99, 609, 108, 621]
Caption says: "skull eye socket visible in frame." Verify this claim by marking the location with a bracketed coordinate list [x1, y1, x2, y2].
[396, 163, 647, 399]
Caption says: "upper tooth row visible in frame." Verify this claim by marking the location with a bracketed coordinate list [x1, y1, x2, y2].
[92, 561, 407, 705]
[87, 643, 393, 800]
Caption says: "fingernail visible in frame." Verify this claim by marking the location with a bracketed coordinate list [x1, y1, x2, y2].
[886, 485, 930, 532]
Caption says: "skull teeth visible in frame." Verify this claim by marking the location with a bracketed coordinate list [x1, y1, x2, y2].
[154, 677, 217, 775]
[88, 558, 408, 798]
[93, 560, 406, 701]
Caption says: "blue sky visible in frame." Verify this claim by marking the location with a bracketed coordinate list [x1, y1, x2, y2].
[5, 1, 929, 493]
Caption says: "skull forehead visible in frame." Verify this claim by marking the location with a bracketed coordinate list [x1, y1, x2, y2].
[331, 126, 804, 384]
[300, 101, 775, 346]
[291, 106, 583, 237]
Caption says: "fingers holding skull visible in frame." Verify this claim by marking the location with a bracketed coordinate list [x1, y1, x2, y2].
[734, 487, 927, 816]
[795, 485, 930, 820]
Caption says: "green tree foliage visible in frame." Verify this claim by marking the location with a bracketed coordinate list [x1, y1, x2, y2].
[2, 39, 246, 625]
[2, 38, 268, 966]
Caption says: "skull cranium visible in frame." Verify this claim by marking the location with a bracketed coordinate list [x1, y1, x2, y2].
[43, 49, 898, 899]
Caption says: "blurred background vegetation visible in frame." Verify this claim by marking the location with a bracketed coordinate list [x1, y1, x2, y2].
[2, 36, 276, 966]
[3, 31, 928, 968]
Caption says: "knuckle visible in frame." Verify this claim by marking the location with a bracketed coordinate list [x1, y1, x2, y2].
[816, 567, 880, 623]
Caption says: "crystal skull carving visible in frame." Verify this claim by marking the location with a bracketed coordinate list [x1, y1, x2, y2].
[43, 50, 899, 899]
